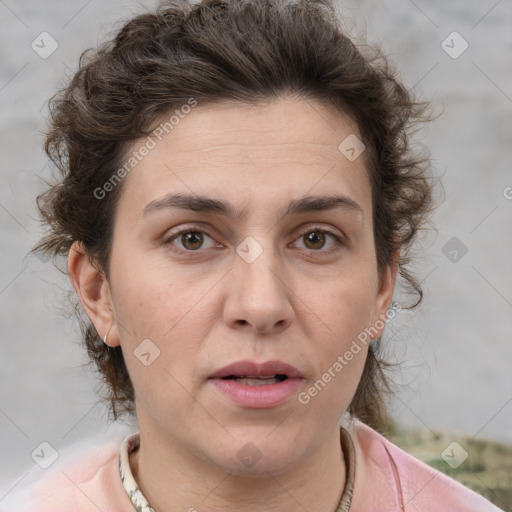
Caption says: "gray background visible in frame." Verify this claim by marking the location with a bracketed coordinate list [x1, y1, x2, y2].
[1, 0, 511, 498]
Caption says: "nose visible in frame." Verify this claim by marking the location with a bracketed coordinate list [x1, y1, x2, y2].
[223, 244, 295, 335]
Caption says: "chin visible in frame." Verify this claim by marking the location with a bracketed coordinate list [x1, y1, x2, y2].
[206, 427, 310, 477]
[221, 450, 301, 478]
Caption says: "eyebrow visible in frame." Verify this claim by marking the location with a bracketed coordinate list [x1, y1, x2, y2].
[143, 192, 363, 220]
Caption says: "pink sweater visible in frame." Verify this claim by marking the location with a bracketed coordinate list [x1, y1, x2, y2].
[2, 420, 502, 511]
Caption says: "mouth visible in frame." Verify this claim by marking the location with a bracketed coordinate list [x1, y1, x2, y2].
[219, 374, 289, 385]
[208, 360, 303, 408]
[209, 359, 302, 381]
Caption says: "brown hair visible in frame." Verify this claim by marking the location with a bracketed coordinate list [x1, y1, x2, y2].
[33, 0, 434, 429]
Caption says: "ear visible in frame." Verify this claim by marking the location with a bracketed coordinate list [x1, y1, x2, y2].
[68, 241, 120, 347]
[370, 248, 400, 339]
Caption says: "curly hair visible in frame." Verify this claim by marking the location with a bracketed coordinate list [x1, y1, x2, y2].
[33, 0, 434, 429]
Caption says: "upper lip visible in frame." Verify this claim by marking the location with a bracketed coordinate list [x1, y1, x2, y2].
[209, 360, 303, 379]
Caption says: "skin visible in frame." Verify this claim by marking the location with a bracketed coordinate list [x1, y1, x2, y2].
[69, 96, 398, 512]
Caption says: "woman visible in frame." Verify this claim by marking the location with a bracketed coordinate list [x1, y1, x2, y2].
[9, 0, 502, 510]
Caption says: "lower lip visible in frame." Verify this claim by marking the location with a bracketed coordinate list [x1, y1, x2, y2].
[209, 378, 303, 408]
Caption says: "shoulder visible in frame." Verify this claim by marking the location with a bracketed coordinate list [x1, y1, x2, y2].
[348, 419, 503, 512]
[1, 433, 136, 512]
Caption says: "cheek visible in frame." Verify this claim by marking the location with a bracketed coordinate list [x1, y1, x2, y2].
[110, 259, 215, 383]
[297, 285, 373, 418]
[306, 270, 377, 382]
[111, 254, 190, 336]
[316, 271, 378, 342]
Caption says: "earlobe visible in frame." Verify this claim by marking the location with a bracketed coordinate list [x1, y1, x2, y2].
[68, 241, 120, 347]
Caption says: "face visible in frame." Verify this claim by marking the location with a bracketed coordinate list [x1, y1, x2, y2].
[78, 96, 396, 476]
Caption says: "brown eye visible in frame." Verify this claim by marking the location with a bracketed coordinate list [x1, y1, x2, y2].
[180, 231, 204, 250]
[303, 231, 327, 250]
[165, 228, 218, 253]
[293, 228, 344, 253]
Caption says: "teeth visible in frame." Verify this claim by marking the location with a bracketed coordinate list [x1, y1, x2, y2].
[234, 377, 279, 386]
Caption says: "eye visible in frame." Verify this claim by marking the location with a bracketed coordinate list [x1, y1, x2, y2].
[292, 227, 345, 252]
[165, 227, 219, 252]
[163, 224, 345, 256]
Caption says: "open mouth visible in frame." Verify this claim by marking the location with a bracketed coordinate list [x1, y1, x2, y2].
[221, 374, 288, 385]
[209, 361, 302, 407]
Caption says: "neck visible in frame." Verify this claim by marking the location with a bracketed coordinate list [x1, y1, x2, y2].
[129, 424, 346, 512]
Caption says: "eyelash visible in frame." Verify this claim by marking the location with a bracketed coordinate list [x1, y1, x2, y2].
[163, 224, 346, 257]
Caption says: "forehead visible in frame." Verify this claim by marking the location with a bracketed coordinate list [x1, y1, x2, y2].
[145, 97, 362, 160]
[117, 97, 371, 219]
